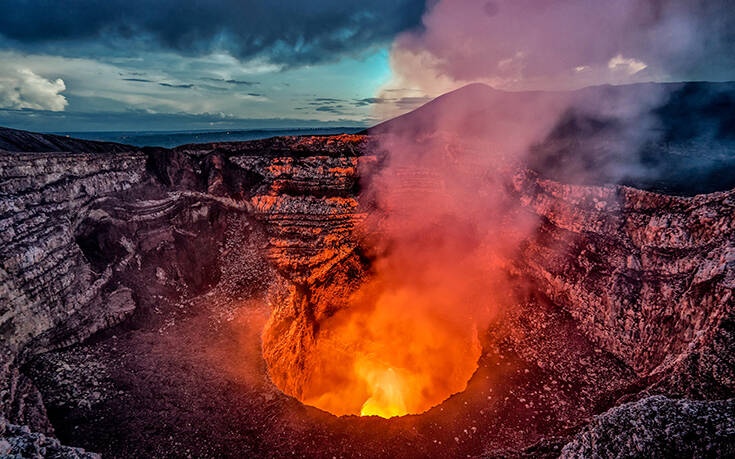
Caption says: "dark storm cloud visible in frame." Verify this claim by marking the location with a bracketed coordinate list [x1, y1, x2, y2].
[0, 0, 427, 66]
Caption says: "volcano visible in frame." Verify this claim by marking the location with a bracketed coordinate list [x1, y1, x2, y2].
[1, 82, 734, 458]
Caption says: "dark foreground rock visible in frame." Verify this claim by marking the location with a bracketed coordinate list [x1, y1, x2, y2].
[0, 416, 99, 458]
[560, 396, 735, 458]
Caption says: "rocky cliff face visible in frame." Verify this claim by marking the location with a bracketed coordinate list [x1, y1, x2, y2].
[1, 126, 733, 457]
[513, 171, 735, 395]
[0, 130, 259, 440]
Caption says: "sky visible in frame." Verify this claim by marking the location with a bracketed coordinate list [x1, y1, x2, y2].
[1, 0, 734, 132]
[0, 0, 427, 132]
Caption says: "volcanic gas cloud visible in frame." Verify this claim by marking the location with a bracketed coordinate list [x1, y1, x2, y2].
[262, 89, 566, 417]
[262, 0, 735, 419]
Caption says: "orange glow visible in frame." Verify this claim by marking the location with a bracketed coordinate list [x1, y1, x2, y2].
[357, 367, 407, 417]
[262, 134, 527, 419]
[290, 271, 484, 418]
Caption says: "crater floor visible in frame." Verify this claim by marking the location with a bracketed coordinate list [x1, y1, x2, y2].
[26, 280, 639, 458]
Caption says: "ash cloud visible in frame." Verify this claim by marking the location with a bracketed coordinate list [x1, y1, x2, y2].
[310, 84, 560, 414]
[0, 0, 427, 67]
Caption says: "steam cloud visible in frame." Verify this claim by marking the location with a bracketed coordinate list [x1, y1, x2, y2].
[261, 0, 735, 418]
[384, 0, 735, 97]
[320, 0, 735, 415]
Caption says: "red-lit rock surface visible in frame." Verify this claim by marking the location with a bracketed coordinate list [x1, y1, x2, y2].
[513, 171, 735, 397]
[1, 127, 733, 457]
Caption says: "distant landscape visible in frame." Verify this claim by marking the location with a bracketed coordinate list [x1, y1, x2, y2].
[52, 127, 365, 148]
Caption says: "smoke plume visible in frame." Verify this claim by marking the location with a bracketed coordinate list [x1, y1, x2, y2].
[320, 0, 735, 416]
[383, 0, 735, 99]
[283, 0, 735, 417]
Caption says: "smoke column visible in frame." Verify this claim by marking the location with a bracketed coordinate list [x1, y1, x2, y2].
[334, 0, 735, 416]
[381, 0, 735, 101]
[278, 0, 735, 418]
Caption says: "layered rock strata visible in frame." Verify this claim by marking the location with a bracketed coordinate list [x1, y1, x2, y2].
[514, 171, 735, 397]
[0, 127, 733, 457]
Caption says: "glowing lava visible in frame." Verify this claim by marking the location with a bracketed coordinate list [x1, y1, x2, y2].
[261, 136, 515, 419]
[290, 280, 483, 418]
[357, 367, 407, 417]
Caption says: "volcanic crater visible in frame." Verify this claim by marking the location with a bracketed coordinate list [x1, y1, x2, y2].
[2, 82, 735, 458]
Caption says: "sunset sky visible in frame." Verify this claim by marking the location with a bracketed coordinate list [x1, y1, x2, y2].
[1, 0, 734, 132]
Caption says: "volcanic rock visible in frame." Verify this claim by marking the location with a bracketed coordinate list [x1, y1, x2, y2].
[1, 82, 734, 457]
[560, 396, 735, 457]
[0, 415, 99, 458]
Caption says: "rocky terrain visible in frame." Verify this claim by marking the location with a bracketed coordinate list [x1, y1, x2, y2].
[1, 82, 734, 458]
[560, 396, 735, 457]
